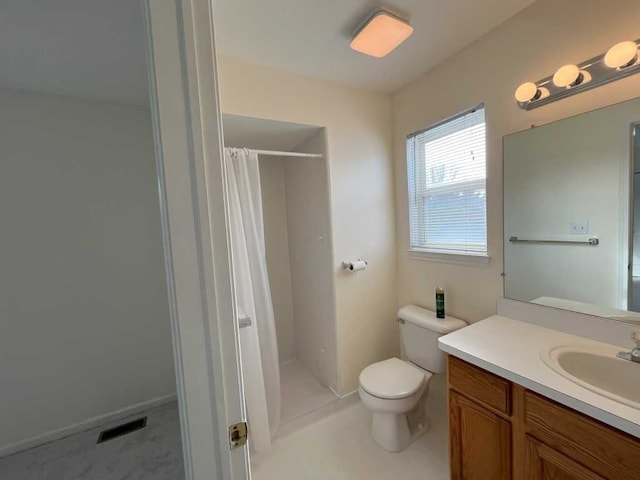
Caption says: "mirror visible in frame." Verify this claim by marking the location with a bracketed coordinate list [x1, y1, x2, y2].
[504, 96, 640, 323]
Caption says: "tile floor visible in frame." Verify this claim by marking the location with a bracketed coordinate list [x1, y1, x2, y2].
[0, 402, 185, 480]
[280, 360, 339, 422]
[0, 370, 449, 480]
[252, 374, 450, 480]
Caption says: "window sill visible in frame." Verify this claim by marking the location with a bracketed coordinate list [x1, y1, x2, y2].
[407, 249, 491, 266]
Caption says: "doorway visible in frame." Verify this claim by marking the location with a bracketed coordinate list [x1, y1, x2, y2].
[0, 1, 188, 478]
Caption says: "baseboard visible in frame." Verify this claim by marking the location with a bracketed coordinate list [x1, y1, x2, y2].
[276, 390, 359, 439]
[0, 393, 177, 458]
[329, 386, 358, 399]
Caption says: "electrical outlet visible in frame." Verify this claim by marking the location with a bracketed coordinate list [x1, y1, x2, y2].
[570, 221, 589, 234]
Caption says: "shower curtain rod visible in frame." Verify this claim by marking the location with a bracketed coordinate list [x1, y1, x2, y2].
[229, 147, 323, 159]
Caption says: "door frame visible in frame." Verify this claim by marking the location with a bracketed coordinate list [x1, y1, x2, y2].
[144, 0, 248, 478]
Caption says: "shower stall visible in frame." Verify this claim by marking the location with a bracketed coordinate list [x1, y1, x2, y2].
[222, 115, 338, 453]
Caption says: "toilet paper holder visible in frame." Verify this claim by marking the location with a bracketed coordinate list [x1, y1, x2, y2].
[342, 259, 368, 271]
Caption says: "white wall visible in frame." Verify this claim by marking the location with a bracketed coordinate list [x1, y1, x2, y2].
[284, 130, 337, 390]
[393, 0, 640, 323]
[259, 156, 296, 362]
[0, 88, 174, 449]
[257, 131, 336, 389]
[504, 98, 640, 309]
[218, 56, 397, 393]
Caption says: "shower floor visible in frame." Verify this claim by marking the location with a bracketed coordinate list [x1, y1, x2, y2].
[280, 360, 339, 423]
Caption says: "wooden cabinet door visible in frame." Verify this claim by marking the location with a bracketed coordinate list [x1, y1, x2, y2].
[450, 391, 511, 480]
[524, 435, 605, 480]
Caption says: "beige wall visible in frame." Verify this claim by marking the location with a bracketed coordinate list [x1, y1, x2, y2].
[259, 156, 296, 362]
[393, 0, 640, 323]
[0, 88, 174, 449]
[218, 56, 397, 393]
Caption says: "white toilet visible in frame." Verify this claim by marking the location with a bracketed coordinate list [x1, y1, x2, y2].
[358, 305, 466, 452]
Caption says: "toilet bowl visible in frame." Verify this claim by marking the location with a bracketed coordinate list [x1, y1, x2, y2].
[359, 305, 466, 452]
[359, 357, 432, 452]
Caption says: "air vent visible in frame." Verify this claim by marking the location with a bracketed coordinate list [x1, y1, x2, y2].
[97, 417, 147, 444]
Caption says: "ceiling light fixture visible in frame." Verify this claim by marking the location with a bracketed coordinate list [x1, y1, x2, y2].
[350, 8, 413, 58]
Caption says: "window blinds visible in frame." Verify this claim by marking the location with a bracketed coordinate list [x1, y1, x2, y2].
[406, 106, 487, 254]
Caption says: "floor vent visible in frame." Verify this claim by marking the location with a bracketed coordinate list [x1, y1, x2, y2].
[97, 417, 147, 444]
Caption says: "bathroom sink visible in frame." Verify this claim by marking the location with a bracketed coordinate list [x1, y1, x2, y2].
[540, 344, 640, 410]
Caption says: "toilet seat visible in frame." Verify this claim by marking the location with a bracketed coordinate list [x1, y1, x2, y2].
[359, 357, 431, 400]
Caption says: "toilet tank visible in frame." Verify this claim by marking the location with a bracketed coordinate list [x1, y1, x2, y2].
[398, 305, 467, 373]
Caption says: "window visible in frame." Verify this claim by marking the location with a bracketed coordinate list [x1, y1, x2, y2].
[406, 106, 487, 257]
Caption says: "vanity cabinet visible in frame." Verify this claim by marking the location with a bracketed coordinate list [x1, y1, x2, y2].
[449, 390, 511, 480]
[447, 356, 640, 480]
[523, 436, 605, 480]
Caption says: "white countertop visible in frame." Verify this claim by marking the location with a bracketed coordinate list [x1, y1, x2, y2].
[438, 315, 640, 438]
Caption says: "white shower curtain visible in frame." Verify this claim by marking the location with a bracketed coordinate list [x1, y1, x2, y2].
[224, 148, 281, 453]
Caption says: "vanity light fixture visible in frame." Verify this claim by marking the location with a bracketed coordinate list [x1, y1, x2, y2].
[552, 64, 583, 88]
[516, 39, 640, 110]
[516, 82, 548, 103]
[350, 8, 413, 58]
[514, 82, 542, 103]
[604, 41, 639, 69]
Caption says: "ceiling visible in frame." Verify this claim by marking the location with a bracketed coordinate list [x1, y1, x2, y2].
[0, 0, 535, 105]
[213, 0, 535, 92]
[222, 114, 321, 152]
[0, 0, 149, 105]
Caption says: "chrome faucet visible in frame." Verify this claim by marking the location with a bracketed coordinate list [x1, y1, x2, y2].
[617, 331, 640, 363]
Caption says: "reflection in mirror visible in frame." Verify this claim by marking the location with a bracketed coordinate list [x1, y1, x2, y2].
[504, 96, 640, 323]
[631, 124, 640, 312]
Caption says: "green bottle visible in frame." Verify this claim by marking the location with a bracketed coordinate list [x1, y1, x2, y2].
[436, 287, 445, 318]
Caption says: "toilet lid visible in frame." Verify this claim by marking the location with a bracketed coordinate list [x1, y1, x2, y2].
[359, 358, 429, 400]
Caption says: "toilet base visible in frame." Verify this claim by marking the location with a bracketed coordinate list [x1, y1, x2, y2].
[370, 403, 429, 452]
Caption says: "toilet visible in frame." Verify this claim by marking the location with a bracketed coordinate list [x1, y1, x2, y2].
[359, 305, 466, 452]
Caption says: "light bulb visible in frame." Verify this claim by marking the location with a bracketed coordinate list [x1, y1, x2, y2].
[604, 41, 638, 69]
[553, 64, 583, 88]
[515, 82, 541, 103]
